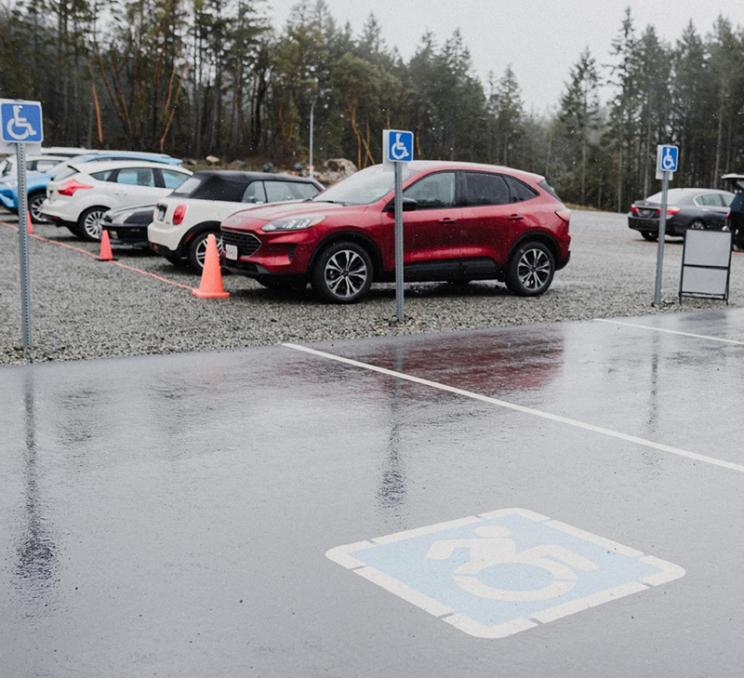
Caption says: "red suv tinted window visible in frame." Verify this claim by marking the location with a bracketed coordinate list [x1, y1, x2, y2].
[403, 172, 456, 208]
[461, 172, 510, 205]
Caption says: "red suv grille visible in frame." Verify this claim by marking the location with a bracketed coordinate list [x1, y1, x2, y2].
[222, 230, 261, 256]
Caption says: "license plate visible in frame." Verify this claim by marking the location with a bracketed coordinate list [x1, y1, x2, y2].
[225, 244, 238, 260]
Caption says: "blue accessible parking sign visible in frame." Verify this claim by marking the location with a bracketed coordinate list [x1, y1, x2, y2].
[0, 100, 44, 144]
[385, 129, 414, 163]
[327, 508, 685, 638]
[657, 144, 679, 173]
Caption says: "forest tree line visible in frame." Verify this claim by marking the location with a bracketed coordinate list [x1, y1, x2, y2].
[1, 0, 743, 211]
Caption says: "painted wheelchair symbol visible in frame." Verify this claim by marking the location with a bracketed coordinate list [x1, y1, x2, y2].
[661, 147, 677, 171]
[5, 105, 37, 141]
[426, 525, 598, 602]
[390, 133, 410, 161]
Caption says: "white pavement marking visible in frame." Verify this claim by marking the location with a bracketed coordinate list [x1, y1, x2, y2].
[326, 509, 686, 639]
[282, 342, 744, 476]
[354, 566, 454, 617]
[595, 318, 744, 346]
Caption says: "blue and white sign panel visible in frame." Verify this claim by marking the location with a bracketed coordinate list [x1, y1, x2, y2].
[657, 144, 679, 174]
[327, 508, 684, 639]
[384, 129, 414, 163]
[0, 100, 44, 144]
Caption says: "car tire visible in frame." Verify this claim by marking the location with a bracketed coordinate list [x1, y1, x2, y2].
[311, 241, 373, 303]
[688, 220, 705, 231]
[505, 241, 555, 297]
[28, 192, 48, 223]
[187, 230, 224, 271]
[641, 231, 658, 241]
[77, 206, 108, 241]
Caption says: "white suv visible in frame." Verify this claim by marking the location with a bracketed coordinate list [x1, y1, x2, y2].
[148, 170, 323, 269]
[41, 160, 192, 240]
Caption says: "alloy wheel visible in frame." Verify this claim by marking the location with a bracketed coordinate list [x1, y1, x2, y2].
[83, 209, 105, 240]
[517, 247, 552, 292]
[29, 196, 46, 223]
[324, 249, 369, 299]
[195, 233, 224, 269]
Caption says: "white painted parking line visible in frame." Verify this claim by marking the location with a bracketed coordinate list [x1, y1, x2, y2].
[595, 318, 744, 346]
[282, 342, 744, 475]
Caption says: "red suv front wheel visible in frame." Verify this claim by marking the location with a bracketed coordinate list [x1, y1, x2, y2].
[312, 241, 373, 303]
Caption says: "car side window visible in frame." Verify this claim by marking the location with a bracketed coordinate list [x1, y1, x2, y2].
[116, 168, 156, 187]
[243, 181, 267, 203]
[461, 172, 510, 206]
[403, 172, 456, 209]
[160, 169, 188, 190]
[91, 169, 116, 182]
[264, 180, 307, 203]
[505, 176, 538, 202]
[720, 193, 734, 207]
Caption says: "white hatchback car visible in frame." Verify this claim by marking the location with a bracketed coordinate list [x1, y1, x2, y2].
[42, 160, 192, 240]
[148, 170, 323, 269]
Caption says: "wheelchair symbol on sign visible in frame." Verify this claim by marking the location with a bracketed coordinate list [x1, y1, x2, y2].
[661, 147, 676, 171]
[5, 105, 37, 141]
[390, 133, 411, 161]
[427, 525, 598, 601]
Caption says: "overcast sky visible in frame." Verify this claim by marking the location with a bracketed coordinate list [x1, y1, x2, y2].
[267, 0, 744, 113]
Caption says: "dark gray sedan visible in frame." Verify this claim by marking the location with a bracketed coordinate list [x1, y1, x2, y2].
[628, 188, 734, 240]
[101, 203, 155, 248]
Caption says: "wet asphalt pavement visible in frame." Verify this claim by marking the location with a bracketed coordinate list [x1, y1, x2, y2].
[2, 308, 744, 676]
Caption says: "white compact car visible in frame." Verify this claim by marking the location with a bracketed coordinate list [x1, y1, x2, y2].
[148, 170, 323, 269]
[42, 160, 192, 240]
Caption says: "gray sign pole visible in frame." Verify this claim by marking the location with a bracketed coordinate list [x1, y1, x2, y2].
[394, 161, 404, 321]
[15, 142, 33, 349]
[653, 170, 670, 306]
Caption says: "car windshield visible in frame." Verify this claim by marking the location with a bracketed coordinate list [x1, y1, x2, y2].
[313, 164, 416, 205]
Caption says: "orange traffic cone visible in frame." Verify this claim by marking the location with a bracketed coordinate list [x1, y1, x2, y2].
[97, 229, 116, 261]
[26, 214, 33, 235]
[192, 234, 230, 299]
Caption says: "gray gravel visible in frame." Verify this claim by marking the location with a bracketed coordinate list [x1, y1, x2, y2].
[0, 210, 740, 365]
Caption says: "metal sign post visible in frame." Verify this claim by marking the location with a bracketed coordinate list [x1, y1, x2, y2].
[0, 99, 44, 351]
[653, 144, 679, 306]
[383, 129, 414, 322]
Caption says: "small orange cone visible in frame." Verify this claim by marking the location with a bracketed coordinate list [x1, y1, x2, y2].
[97, 229, 116, 261]
[26, 214, 33, 235]
[192, 234, 230, 299]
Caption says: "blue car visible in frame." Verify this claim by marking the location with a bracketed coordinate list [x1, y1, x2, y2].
[0, 150, 182, 222]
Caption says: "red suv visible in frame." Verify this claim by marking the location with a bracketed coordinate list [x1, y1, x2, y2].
[221, 161, 571, 303]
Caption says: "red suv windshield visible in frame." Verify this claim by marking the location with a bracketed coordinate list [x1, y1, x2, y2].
[313, 164, 416, 205]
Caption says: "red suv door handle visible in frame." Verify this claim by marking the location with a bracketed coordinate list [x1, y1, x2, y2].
[508, 214, 524, 221]
[439, 217, 458, 224]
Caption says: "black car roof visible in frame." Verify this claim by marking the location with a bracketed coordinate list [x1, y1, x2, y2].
[192, 170, 318, 183]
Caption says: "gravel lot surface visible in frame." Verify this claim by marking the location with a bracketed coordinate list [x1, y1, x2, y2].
[1, 209, 740, 365]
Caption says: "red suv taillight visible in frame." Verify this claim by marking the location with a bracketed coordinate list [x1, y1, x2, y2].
[58, 179, 93, 196]
[555, 208, 571, 225]
[172, 204, 187, 225]
[630, 204, 639, 215]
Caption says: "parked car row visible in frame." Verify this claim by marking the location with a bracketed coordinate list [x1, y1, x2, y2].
[1, 149, 573, 302]
[0, 147, 184, 225]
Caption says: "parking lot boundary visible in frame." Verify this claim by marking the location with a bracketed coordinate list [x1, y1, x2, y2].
[282, 342, 744, 476]
[0, 219, 192, 291]
[595, 318, 744, 346]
